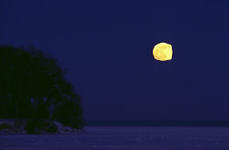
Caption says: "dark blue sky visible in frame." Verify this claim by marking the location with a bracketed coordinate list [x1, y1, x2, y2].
[1, 0, 229, 121]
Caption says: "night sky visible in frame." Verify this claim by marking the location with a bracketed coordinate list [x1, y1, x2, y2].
[1, 0, 229, 121]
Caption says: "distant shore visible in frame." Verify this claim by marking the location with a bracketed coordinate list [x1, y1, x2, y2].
[86, 120, 229, 127]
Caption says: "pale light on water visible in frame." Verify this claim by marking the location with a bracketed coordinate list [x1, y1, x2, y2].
[1, 127, 229, 150]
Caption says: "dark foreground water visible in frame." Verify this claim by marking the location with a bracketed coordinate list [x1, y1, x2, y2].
[1, 127, 229, 150]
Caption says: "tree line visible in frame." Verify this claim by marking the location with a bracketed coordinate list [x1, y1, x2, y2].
[0, 45, 84, 129]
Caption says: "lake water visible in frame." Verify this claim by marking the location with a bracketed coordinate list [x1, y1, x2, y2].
[1, 126, 229, 150]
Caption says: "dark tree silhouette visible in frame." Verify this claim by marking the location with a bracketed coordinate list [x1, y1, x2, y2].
[0, 45, 84, 129]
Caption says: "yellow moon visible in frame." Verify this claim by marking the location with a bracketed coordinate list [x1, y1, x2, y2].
[152, 42, 173, 61]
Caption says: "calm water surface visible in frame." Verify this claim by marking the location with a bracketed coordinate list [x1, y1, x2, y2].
[1, 127, 229, 150]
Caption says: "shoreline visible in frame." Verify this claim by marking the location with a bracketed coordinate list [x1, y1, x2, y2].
[0, 119, 84, 135]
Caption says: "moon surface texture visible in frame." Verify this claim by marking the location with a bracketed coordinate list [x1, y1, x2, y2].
[152, 42, 173, 61]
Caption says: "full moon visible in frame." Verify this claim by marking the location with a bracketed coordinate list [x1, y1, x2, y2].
[152, 42, 173, 61]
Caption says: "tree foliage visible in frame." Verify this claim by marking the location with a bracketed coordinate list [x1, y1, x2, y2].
[0, 45, 84, 129]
